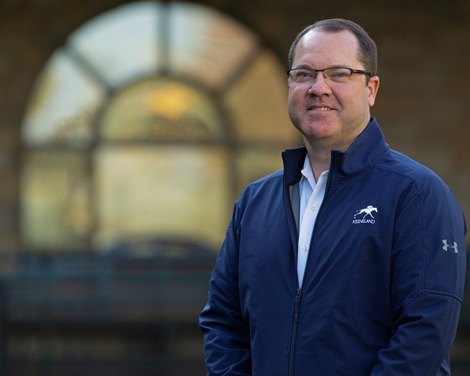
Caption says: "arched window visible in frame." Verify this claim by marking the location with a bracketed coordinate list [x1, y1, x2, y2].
[21, 1, 299, 252]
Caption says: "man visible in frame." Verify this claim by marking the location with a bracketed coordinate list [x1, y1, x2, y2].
[199, 18, 466, 375]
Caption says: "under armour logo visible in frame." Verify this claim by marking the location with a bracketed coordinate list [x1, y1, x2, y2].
[442, 239, 458, 253]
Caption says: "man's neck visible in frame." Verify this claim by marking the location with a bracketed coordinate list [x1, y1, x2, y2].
[305, 147, 330, 182]
[304, 138, 353, 181]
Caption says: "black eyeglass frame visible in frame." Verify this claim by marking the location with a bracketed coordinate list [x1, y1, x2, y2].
[286, 67, 373, 80]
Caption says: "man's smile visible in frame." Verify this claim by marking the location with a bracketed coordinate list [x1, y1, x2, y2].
[310, 106, 333, 111]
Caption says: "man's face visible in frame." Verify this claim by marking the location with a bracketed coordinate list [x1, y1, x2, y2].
[287, 29, 380, 150]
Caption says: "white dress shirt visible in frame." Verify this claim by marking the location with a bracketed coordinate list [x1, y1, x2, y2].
[297, 156, 329, 286]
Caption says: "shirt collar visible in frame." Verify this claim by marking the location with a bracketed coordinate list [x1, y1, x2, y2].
[300, 156, 315, 190]
[300, 156, 328, 190]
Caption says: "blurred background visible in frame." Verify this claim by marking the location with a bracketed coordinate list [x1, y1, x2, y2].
[0, 0, 469, 375]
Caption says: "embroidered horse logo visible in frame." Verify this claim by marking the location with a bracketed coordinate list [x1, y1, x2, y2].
[354, 205, 378, 219]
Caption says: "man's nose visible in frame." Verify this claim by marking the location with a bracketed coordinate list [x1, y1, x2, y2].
[307, 73, 332, 96]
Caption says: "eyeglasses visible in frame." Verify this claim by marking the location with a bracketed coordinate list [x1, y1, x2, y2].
[287, 67, 372, 85]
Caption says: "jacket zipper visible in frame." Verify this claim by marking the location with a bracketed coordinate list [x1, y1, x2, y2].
[287, 172, 333, 376]
[288, 287, 302, 376]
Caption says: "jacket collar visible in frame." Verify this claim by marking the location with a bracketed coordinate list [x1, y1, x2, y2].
[282, 118, 389, 185]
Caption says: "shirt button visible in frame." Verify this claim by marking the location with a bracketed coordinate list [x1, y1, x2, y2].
[311, 205, 317, 211]
[303, 245, 309, 252]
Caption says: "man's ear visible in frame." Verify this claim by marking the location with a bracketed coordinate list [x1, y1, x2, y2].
[367, 75, 380, 107]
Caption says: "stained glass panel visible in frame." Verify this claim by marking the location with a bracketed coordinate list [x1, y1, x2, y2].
[100, 78, 225, 141]
[168, 2, 258, 91]
[235, 146, 285, 196]
[22, 50, 105, 146]
[68, 1, 162, 88]
[95, 145, 231, 250]
[224, 50, 299, 144]
[21, 151, 91, 251]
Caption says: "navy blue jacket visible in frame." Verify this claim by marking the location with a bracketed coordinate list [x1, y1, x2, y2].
[199, 118, 467, 375]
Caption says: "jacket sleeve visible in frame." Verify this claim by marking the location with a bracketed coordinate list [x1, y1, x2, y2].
[371, 178, 467, 375]
[199, 202, 252, 376]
